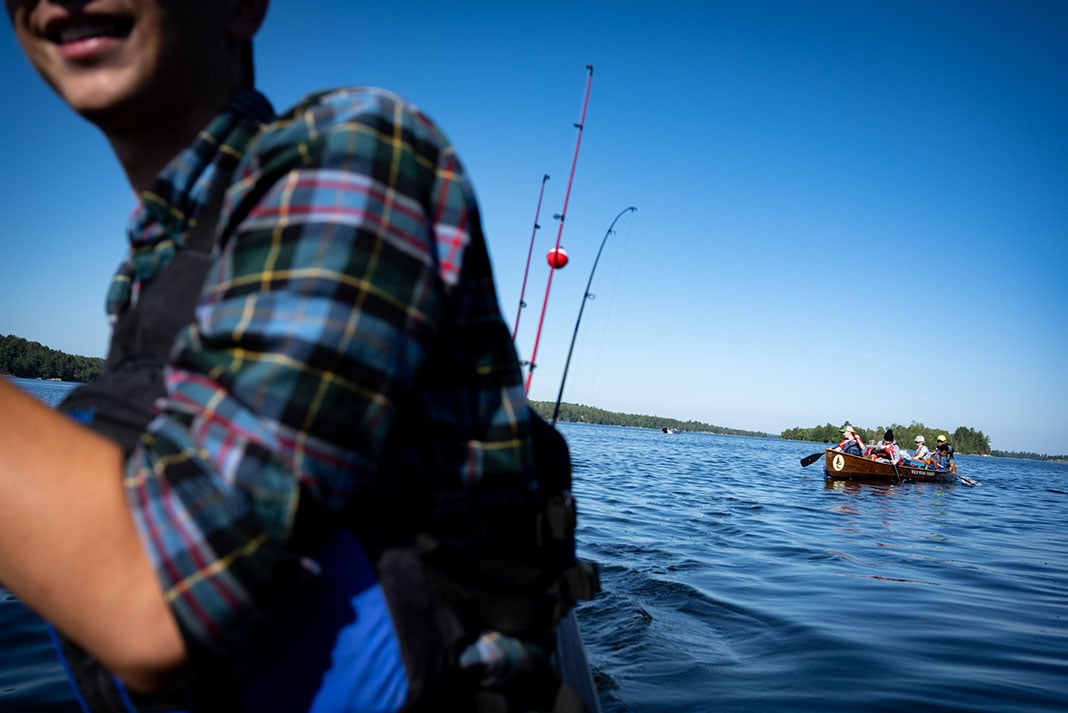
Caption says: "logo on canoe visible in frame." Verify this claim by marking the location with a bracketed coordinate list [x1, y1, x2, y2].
[832, 453, 844, 471]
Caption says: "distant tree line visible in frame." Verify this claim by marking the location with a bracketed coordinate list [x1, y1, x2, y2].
[781, 421, 991, 455]
[989, 449, 1068, 462]
[0, 334, 102, 383]
[530, 401, 773, 438]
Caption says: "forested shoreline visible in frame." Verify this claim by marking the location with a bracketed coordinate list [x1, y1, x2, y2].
[529, 401, 773, 439]
[0, 334, 102, 383]
[4, 334, 1062, 460]
[781, 423, 991, 455]
[772, 423, 1064, 461]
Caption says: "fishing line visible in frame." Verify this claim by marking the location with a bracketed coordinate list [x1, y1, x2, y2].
[551, 206, 637, 424]
[580, 215, 635, 403]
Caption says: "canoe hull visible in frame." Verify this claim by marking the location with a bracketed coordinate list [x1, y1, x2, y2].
[823, 448, 956, 484]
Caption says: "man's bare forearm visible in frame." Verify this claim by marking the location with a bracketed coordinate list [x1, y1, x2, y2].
[0, 377, 186, 692]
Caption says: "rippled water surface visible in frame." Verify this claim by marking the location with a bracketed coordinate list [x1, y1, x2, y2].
[3, 380, 1067, 711]
[566, 423, 1068, 712]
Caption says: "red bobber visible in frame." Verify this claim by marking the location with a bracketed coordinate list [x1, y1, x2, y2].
[546, 247, 569, 269]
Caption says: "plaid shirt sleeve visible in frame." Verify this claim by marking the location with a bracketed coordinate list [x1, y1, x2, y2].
[123, 88, 523, 650]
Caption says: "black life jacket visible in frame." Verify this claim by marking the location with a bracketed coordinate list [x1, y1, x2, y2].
[55, 175, 600, 713]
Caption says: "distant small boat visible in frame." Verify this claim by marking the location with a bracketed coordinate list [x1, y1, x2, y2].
[823, 448, 956, 484]
[661, 426, 681, 434]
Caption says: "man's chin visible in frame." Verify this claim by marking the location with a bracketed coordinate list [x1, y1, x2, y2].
[59, 80, 153, 133]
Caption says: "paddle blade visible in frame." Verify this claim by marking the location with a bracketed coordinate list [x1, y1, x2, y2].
[800, 452, 824, 467]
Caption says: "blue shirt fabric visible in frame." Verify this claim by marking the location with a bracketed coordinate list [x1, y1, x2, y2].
[932, 447, 954, 470]
[840, 439, 862, 456]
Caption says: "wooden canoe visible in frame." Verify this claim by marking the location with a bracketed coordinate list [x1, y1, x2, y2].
[823, 448, 957, 484]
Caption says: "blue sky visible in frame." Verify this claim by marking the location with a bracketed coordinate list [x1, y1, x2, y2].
[2, 1, 1066, 455]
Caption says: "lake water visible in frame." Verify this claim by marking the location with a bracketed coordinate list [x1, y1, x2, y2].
[3, 377, 1067, 712]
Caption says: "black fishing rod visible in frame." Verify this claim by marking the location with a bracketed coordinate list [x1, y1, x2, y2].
[512, 174, 550, 342]
[551, 206, 637, 426]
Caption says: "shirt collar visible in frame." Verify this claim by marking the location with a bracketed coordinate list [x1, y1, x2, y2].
[130, 89, 276, 249]
[106, 89, 276, 322]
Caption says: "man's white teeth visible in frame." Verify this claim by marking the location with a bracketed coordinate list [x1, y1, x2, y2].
[57, 20, 122, 44]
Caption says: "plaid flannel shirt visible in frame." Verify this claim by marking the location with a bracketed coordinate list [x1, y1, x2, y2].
[116, 88, 535, 654]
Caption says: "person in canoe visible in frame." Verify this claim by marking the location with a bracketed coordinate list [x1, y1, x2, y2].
[900, 435, 936, 468]
[931, 434, 957, 473]
[868, 429, 902, 464]
[910, 435, 931, 461]
[833, 425, 865, 456]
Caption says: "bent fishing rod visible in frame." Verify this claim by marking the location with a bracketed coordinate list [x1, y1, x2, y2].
[551, 206, 637, 426]
[524, 64, 594, 396]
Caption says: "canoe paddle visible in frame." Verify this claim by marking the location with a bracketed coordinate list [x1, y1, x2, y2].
[799, 451, 824, 467]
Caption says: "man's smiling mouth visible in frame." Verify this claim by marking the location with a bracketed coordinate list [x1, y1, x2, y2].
[46, 16, 134, 45]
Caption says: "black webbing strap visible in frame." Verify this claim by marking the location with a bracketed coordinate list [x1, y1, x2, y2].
[50, 170, 238, 713]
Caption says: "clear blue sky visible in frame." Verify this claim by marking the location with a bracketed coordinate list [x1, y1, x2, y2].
[3, 1, 1066, 455]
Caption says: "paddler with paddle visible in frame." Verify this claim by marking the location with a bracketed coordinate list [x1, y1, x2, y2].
[870, 429, 902, 464]
[834, 425, 865, 456]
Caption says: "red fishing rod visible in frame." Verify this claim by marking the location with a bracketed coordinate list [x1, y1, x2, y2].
[524, 64, 594, 395]
[512, 174, 550, 342]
